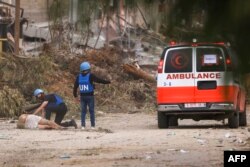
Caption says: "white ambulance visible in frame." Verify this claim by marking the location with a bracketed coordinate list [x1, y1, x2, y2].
[157, 41, 247, 128]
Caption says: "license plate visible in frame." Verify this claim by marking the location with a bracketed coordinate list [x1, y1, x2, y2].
[184, 103, 206, 108]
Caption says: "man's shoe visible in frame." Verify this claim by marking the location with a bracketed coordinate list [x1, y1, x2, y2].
[81, 126, 85, 130]
[70, 119, 78, 129]
[90, 126, 95, 130]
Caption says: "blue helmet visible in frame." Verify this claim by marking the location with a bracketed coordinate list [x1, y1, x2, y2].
[80, 62, 90, 72]
[34, 89, 44, 97]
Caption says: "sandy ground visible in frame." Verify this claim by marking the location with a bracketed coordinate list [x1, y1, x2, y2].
[0, 108, 250, 167]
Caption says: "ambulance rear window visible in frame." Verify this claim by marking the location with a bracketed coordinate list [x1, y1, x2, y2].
[164, 48, 192, 73]
[196, 47, 225, 72]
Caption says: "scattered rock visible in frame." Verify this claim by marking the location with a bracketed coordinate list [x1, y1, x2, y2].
[225, 133, 231, 138]
[97, 127, 113, 133]
[197, 139, 206, 145]
[96, 111, 105, 116]
[8, 120, 16, 124]
[217, 139, 223, 144]
[167, 132, 176, 136]
[145, 155, 152, 160]
[59, 154, 71, 159]
[180, 149, 189, 153]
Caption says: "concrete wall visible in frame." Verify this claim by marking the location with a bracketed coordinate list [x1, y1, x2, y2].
[0, 0, 50, 22]
[20, 0, 49, 22]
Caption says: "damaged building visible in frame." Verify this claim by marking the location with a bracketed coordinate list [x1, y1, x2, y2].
[0, 0, 176, 64]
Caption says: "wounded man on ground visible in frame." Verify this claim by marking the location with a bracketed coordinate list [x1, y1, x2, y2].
[16, 114, 65, 130]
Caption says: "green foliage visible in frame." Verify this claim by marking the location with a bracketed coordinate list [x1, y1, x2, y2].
[143, 0, 154, 4]
[0, 86, 25, 117]
[124, 0, 137, 8]
[166, 0, 250, 73]
[0, 53, 56, 117]
[0, 53, 54, 99]
[48, 0, 68, 23]
[77, 0, 97, 29]
[20, 56, 54, 94]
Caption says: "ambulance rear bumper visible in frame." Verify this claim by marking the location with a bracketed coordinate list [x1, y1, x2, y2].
[157, 103, 235, 114]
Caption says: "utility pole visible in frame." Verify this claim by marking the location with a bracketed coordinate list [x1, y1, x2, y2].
[14, 0, 20, 56]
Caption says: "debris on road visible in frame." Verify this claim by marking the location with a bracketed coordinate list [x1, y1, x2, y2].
[225, 132, 232, 138]
[196, 139, 206, 145]
[0, 134, 10, 140]
[180, 149, 189, 153]
[167, 132, 176, 136]
[59, 154, 71, 159]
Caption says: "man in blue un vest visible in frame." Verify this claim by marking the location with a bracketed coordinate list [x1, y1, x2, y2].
[73, 61, 111, 130]
[32, 89, 77, 128]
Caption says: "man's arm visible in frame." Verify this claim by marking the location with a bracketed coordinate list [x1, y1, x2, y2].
[33, 101, 48, 116]
[91, 74, 111, 84]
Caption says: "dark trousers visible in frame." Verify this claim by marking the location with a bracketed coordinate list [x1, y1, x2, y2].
[80, 96, 95, 127]
[45, 103, 70, 127]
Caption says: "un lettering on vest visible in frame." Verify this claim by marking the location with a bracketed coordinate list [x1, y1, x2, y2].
[166, 73, 221, 80]
[80, 84, 89, 91]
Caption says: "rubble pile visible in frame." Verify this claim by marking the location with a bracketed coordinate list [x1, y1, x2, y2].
[45, 46, 157, 114]
[0, 53, 54, 97]
[0, 43, 157, 118]
[0, 53, 56, 117]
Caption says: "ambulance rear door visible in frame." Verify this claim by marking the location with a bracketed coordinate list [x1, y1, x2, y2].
[157, 47, 195, 104]
[194, 46, 234, 105]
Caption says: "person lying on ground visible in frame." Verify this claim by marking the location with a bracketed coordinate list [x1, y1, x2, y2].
[16, 114, 64, 130]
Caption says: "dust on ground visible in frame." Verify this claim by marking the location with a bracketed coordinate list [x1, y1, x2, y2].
[0, 107, 250, 167]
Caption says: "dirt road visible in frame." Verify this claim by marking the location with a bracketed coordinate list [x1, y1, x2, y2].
[0, 109, 250, 167]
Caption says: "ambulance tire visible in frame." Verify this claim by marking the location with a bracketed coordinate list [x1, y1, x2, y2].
[158, 112, 169, 129]
[228, 110, 239, 128]
[169, 116, 178, 126]
[239, 106, 247, 126]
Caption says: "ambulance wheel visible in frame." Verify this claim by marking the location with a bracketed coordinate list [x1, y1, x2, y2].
[239, 105, 247, 126]
[228, 110, 239, 128]
[169, 116, 178, 126]
[158, 111, 169, 129]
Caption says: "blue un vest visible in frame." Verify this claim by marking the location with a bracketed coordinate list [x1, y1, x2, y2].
[54, 94, 63, 105]
[45, 94, 64, 108]
[79, 73, 94, 93]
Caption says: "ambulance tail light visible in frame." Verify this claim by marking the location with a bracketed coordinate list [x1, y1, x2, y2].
[226, 57, 232, 71]
[158, 60, 164, 73]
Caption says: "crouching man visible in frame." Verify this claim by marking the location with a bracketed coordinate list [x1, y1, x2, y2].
[33, 88, 77, 129]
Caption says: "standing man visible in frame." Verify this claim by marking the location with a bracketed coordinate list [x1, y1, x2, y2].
[33, 89, 77, 129]
[73, 61, 111, 130]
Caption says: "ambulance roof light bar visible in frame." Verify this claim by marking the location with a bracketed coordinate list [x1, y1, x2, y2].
[192, 38, 198, 46]
[214, 42, 225, 45]
[168, 39, 231, 47]
[169, 41, 176, 46]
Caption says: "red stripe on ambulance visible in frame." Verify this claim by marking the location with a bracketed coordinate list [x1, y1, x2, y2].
[157, 86, 239, 104]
